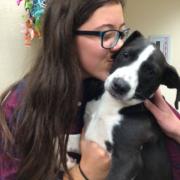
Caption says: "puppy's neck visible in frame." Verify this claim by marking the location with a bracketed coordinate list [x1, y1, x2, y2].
[101, 91, 125, 109]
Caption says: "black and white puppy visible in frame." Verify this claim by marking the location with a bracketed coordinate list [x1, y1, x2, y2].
[84, 31, 180, 180]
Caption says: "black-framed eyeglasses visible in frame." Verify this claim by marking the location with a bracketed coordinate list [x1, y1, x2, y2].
[75, 28, 130, 49]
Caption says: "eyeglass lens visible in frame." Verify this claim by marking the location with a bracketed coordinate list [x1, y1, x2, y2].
[102, 31, 120, 48]
[102, 29, 129, 48]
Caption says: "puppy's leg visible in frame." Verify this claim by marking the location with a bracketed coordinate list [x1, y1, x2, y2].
[66, 134, 81, 169]
[66, 154, 77, 169]
[55, 134, 81, 170]
[108, 151, 142, 180]
[67, 134, 80, 153]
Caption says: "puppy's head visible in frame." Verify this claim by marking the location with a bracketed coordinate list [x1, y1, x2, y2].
[105, 31, 180, 108]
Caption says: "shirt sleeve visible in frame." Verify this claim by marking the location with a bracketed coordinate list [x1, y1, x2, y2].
[166, 105, 180, 180]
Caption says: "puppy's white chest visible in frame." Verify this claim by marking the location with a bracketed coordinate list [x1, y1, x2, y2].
[84, 92, 123, 150]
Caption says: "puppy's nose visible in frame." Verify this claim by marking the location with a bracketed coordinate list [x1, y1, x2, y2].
[112, 78, 130, 95]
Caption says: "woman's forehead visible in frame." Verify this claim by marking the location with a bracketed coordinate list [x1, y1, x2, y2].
[79, 3, 124, 30]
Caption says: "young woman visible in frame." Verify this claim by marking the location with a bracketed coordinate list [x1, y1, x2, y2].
[0, 0, 180, 180]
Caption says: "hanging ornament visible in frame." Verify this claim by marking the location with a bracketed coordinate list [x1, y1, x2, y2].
[17, 0, 47, 46]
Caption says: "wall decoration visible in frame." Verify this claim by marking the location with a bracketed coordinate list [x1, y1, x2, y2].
[17, 0, 46, 46]
[149, 35, 171, 63]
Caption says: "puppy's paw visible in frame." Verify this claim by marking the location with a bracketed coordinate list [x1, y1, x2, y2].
[67, 155, 77, 169]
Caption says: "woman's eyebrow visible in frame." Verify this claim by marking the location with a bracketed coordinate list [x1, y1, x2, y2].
[94, 22, 126, 31]
[119, 22, 126, 29]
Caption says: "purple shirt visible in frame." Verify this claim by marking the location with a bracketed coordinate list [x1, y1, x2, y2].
[0, 82, 24, 180]
[0, 81, 180, 180]
[0, 81, 84, 180]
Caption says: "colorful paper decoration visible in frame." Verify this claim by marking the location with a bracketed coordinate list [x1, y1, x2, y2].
[17, 0, 46, 46]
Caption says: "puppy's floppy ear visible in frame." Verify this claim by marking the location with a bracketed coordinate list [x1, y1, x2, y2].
[162, 64, 180, 109]
[124, 31, 144, 45]
[112, 31, 144, 59]
[112, 31, 143, 59]
[162, 64, 180, 89]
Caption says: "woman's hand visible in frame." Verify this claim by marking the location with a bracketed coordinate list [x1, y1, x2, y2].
[63, 133, 111, 180]
[79, 133, 111, 180]
[144, 89, 180, 143]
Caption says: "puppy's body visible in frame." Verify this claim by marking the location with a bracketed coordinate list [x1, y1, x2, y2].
[109, 106, 171, 180]
[85, 91, 171, 180]
[83, 31, 180, 180]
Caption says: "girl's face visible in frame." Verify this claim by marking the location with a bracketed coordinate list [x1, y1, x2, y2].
[76, 3, 125, 81]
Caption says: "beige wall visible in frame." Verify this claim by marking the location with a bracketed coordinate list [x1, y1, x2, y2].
[125, 0, 180, 109]
[0, 0, 179, 109]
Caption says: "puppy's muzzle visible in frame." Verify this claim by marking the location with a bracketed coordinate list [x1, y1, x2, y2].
[110, 78, 130, 96]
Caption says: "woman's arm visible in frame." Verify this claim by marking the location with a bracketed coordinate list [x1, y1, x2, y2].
[144, 89, 180, 143]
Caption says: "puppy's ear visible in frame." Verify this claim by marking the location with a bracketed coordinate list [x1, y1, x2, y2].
[162, 64, 180, 89]
[112, 31, 144, 59]
[124, 31, 144, 44]
[162, 64, 180, 109]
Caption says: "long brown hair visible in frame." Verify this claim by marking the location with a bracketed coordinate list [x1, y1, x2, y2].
[0, 0, 125, 179]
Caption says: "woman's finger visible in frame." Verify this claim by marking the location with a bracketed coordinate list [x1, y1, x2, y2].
[144, 99, 161, 119]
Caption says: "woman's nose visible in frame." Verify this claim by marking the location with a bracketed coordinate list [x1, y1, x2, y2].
[110, 39, 124, 52]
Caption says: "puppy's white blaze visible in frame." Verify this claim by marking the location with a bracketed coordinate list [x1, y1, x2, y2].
[133, 44, 155, 68]
[105, 45, 155, 101]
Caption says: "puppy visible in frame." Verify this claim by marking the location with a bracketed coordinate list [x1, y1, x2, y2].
[84, 31, 180, 180]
